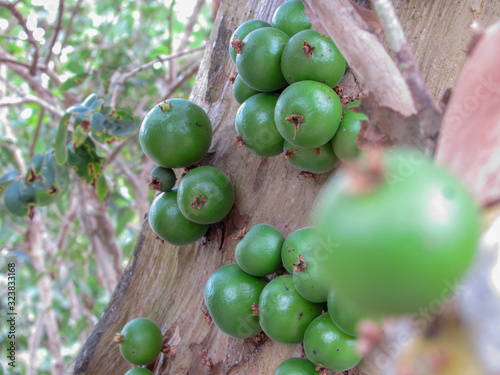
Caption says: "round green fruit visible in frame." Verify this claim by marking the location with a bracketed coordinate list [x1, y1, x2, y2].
[259, 275, 324, 344]
[149, 189, 209, 245]
[139, 99, 212, 168]
[124, 369, 154, 375]
[314, 148, 482, 314]
[115, 318, 163, 366]
[272, 0, 312, 37]
[235, 223, 284, 276]
[274, 357, 320, 375]
[177, 166, 234, 224]
[331, 107, 368, 162]
[327, 290, 378, 337]
[229, 20, 271, 63]
[4, 180, 36, 217]
[281, 29, 346, 87]
[236, 27, 289, 92]
[204, 264, 267, 338]
[235, 93, 284, 157]
[149, 166, 176, 192]
[275, 81, 342, 148]
[304, 314, 361, 372]
[232, 74, 262, 104]
[282, 227, 315, 273]
[284, 140, 337, 174]
[290, 228, 331, 303]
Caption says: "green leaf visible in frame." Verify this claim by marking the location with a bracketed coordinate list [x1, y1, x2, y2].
[54, 113, 71, 165]
[59, 73, 90, 92]
[71, 120, 91, 148]
[0, 170, 19, 196]
[90, 106, 140, 137]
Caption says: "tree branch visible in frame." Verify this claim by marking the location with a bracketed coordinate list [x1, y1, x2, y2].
[45, 0, 65, 64]
[0, 94, 63, 118]
[110, 47, 204, 108]
[61, 0, 83, 50]
[177, 0, 206, 51]
[0, 0, 40, 75]
[160, 61, 200, 101]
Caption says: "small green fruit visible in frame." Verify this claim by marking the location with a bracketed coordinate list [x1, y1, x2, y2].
[284, 141, 338, 174]
[272, 0, 312, 37]
[274, 357, 319, 375]
[235, 224, 284, 276]
[229, 20, 271, 63]
[331, 107, 368, 162]
[204, 264, 267, 338]
[149, 166, 176, 193]
[232, 74, 262, 104]
[115, 318, 163, 366]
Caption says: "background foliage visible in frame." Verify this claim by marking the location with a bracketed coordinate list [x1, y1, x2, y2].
[0, 0, 214, 373]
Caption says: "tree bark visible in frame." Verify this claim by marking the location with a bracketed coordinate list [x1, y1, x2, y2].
[72, 1, 500, 374]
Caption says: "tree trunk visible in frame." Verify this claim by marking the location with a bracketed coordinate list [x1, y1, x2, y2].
[72, 1, 500, 374]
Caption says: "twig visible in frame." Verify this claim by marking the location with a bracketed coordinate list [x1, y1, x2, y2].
[160, 62, 200, 101]
[104, 134, 137, 166]
[167, 0, 176, 84]
[45, 0, 65, 64]
[30, 108, 45, 157]
[0, 0, 40, 75]
[177, 0, 205, 51]
[61, 0, 83, 50]
[0, 57, 33, 69]
[0, 94, 63, 118]
[110, 47, 204, 108]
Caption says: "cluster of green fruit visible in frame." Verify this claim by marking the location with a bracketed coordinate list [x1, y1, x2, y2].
[204, 224, 363, 373]
[229, 0, 367, 174]
[139, 99, 234, 245]
[2, 150, 69, 218]
[114, 317, 163, 374]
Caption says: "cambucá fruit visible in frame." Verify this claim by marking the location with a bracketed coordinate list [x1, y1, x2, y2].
[314, 148, 481, 314]
[114, 318, 163, 366]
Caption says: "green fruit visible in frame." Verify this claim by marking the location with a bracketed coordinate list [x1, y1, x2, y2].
[284, 140, 338, 174]
[274, 357, 320, 375]
[303, 314, 361, 372]
[4, 180, 36, 217]
[291, 229, 331, 303]
[204, 264, 267, 338]
[177, 166, 234, 225]
[272, 0, 312, 37]
[116, 318, 163, 366]
[232, 74, 262, 104]
[281, 29, 346, 87]
[282, 227, 316, 273]
[327, 290, 377, 337]
[236, 27, 289, 92]
[229, 20, 271, 63]
[149, 166, 176, 192]
[275, 81, 342, 148]
[124, 369, 154, 375]
[149, 189, 209, 245]
[314, 148, 481, 314]
[331, 108, 368, 162]
[235, 93, 284, 157]
[235, 224, 284, 276]
[139, 99, 212, 168]
[259, 275, 324, 344]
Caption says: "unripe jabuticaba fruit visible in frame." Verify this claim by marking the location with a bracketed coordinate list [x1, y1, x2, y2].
[229, 19, 271, 63]
[125, 368, 154, 375]
[259, 275, 324, 344]
[204, 264, 267, 338]
[284, 140, 338, 174]
[235, 93, 284, 157]
[4, 180, 37, 218]
[331, 105, 368, 162]
[149, 189, 209, 245]
[149, 165, 176, 192]
[139, 99, 212, 168]
[273, 357, 320, 375]
[232, 74, 262, 104]
[281, 29, 346, 87]
[177, 166, 234, 225]
[272, 0, 312, 37]
[236, 27, 290, 92]
[114, 318, 163, 366]
[275, 81, 342, 148]
[303, 314, 361, 372]
[314, 148, 482, 315]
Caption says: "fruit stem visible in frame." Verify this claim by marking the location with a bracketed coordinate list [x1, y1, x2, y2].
[251, 303, 259, 316]
[344, 149, 386, 195]
[233, 226, 247, 240]
[191, 195, 207, 209]
[235, 135, 245, 147]
[285, 114, 304, 140]
[113, 333, 124, 344]
[148, 177, 162, 191]
[283, 148, 298, 161]
[231, 38, 243, 54]
[292, 254, 307, 273]
[158, 100, 173, 113]
[301, 40, 316, 58]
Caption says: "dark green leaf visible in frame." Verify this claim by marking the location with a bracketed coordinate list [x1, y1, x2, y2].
[59, 73, 90, 91]
[0, 170, 19, 196]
